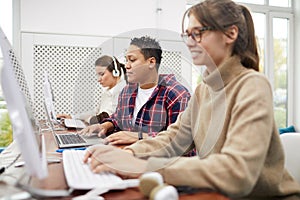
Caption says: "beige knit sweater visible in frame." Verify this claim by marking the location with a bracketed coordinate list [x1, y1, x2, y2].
[126, 56, 300, 199]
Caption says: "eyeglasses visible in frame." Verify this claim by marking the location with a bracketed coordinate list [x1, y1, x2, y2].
[181, 26, 215, 43]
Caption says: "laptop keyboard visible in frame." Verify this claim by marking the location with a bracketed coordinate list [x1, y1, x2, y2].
[59, 134, 86, 144]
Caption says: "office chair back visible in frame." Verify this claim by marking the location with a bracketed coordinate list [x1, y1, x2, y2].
[280, 132, 300, 184]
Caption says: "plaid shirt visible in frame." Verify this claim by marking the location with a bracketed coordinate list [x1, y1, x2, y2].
[103, 74, 191, 137]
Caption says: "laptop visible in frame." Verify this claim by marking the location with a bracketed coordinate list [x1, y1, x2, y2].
[44, 101, 103, 148]
[43, 71, 86, 129]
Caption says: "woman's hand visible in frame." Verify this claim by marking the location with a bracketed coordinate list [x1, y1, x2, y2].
[106, 131, 147, 145]
[83, 145, 147, 178]
[56, 113, 71, 119]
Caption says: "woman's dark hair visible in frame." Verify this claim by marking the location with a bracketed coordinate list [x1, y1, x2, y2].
[182, 0, 259, 71]
[95, 55, 127, 82]
[130, 36, 162, 70]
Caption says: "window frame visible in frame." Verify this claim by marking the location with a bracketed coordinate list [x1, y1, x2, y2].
[247, 3, 294, 127]
[266, 11, 294, 126]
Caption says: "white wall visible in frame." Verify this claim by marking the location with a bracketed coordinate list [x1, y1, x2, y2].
[16, 0, 188, 100]
[20, 0, 185, 36]
[294, 0, 300, 130]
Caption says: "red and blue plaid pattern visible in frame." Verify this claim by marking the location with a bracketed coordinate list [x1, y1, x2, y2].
[104, 74, 191, 137]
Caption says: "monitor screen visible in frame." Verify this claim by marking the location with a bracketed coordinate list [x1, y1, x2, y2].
[0, 26, 48, 179]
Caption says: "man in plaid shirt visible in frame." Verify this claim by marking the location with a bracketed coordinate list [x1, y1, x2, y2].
[80, 36, 191, 145]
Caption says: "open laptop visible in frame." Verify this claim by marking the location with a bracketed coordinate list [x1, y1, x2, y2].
[44, 101, 103, 148]
[43, 71, 86, 129]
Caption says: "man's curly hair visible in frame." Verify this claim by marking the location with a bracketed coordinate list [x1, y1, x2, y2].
[130, 36, 162, 70]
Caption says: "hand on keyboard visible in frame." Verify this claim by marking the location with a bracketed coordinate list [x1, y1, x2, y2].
[83, 145, 147, 178]
[63, 150, 123, 190]
[79, 124, 107, 137]
[105, 130, 141, 145]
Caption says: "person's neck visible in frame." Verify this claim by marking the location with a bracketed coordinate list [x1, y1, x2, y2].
[140, 82, 157, 89]
[139, 76, 158, 89]
[206, 54, 231, 73]
[108, 77, 120, 90]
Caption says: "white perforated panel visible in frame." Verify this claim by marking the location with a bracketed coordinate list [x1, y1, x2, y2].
[8, 49, 36, 118]
[33, 45, 102, 119]
[160, 50, 182, 81]
[160, 50, 193, 92]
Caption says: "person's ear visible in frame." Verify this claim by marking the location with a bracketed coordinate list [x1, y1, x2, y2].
[225, 25, 238, 44]
[148, 57, 156, 69]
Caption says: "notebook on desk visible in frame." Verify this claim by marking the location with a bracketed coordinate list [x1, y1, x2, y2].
[63, 118, 86, 129]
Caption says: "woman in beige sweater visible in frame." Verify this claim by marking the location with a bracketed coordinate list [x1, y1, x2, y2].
[83, 0, 300, 199]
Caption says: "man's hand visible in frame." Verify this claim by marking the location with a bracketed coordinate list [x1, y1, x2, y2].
[79, 121, 114, 137]
[83, 145, 147, 178]
[79, 124, 106, 137]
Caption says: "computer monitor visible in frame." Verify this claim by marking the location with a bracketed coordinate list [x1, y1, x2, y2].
[0, 26, 48, 179]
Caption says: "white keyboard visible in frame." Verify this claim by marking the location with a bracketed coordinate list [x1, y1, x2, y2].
[62, 150, 123, 190]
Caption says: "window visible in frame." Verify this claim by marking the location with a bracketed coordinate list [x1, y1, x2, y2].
[234, 0, 291, 7]
[252, 13, 266, 72]
[250, 11, 292, 128]
[272, 17, 290, 128]
[187, 0, 294, 128]
[235, 0, 291, 6]
[0, 0, 13, 47]
[269, 0, 291, 7]
[241, 1, 294, 128]
[234, 0, 264, 5]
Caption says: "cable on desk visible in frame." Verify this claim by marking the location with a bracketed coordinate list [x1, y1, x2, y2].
[0, 153, 21, 175]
